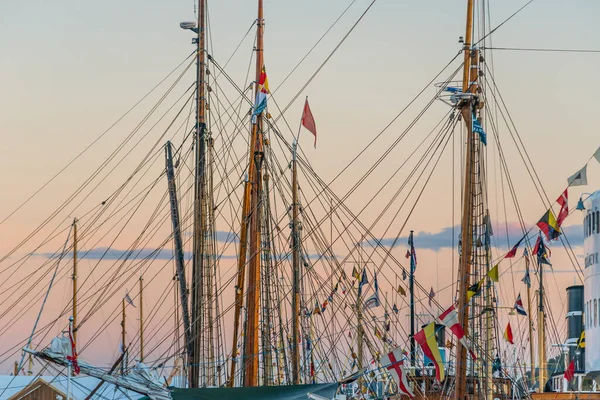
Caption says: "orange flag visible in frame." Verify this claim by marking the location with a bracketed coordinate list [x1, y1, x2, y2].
[504, 322, 514, 344]
[302, 97, 317, 148]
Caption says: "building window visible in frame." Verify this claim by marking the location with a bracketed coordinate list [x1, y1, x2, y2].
[595, 299, 598, 327]
[597, 211, 600, 234]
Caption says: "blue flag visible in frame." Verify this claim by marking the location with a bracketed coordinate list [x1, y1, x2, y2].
[358, 269, 368, 296]
[472, 118, 487, 146]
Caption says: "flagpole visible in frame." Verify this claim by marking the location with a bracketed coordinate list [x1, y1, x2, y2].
[538, 258, 546, 393]
[525, 255, 535, 389]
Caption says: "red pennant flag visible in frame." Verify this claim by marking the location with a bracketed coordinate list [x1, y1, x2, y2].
[302, 98, 317, 148]
[564, 359, 575, 382]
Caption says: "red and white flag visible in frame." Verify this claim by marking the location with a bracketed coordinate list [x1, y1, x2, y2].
[556, 189, 568, 227]
[381, 347, 414, 398]
[301, 98, 318, 148]
[438, 305, 476, 359]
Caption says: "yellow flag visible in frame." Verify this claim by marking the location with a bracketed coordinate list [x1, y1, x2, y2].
[398, 285, 406, 296]
[578, 331, 585, 348]
[488, 264, 499, 282]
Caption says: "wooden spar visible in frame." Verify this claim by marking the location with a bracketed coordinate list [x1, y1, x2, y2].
[72, 218, 78, 346]
[538, 261, 546, 393]
[240, 0, 265, 387]
[85, 351, 126, 400]
[165, 142, 194, 371]
[454, 0, 476, 395]
[139, 275, 144, 363]
[191, 0, 207, 389]
[291, 141, 301, 384]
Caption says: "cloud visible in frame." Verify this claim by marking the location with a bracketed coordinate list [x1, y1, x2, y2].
[35, 247, 238, 261]
[184, 230, 239, 243]
[364, 223, 583, 251]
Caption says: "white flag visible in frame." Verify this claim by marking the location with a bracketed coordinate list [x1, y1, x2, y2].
[568, 165, 588, 187]
[381, 347, 414, 398]
[594, 146, 600, 164]
[124, 292, 136, 308]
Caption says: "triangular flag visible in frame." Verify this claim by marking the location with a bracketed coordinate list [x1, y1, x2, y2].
[514, 294, 527, 316]
[594, 146, 600, 164]
[504, 322, 514, 344]
[352, 266, 361, 280]
[568, 165, 588, 187]
[393, 304, 399, 314]
[301, 98, 318, 148]
[488, 264, 499, 282]
[564, 359, 575, 382]
[466, 278, 484, 301]
[124, 292, 136, 308]
[358, 269, 368, 296]
[505, 236, 524, 259]
[397, 285, 406, 297]
[537, 209, 561, 241]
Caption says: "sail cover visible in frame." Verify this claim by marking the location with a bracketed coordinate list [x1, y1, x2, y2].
[171, 383, 339, 400]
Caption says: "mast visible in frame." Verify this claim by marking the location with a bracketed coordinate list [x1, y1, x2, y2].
[121, 299, 126, 375]
[165, 142, 194, 377]
[72, 218, 78, 346]
[241, 0, 265, 387]
[291, 140, 301, 384]
[356, 281, 364, 391]
[538, 260, 546, 392]
[139, 276, 144, 363]
[455, 0, 477, 398]
[525, 255, 535, 388]
[191, 0, 207, 389]
[409, 230, 416, 369]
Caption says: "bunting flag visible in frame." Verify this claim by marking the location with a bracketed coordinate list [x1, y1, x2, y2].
[352, 266, 361, 280]
[402, 269, 407, 280]
[375, 328, 384, 340]
[358, 269, 368, 296]
[537, 209, 561, 241]
[536, 236, 552, 267]
[492, 356, 501, 373]
[594, 146, 600, 164]
[533, 234, 542, 256]
[568, 165, 588, 187]
[393, 303, 399, 314]
[301, 98, 318, 148]
[564, 359, 575, 382]
[124, 292, 136, 308]
[505, 236, 524, 259]
[251, 67, 270, 123]
[408, 231, 417, 271]
[414, 322, 445, 382]
[556, 189, 569, 228]
[398, 285, 406, 297]
[466, 278, 484, 301]
[313, 300, 321, 315]
[472, 117, 487, 146]
[381, 348, 414, 398]
[428, 287, 435, 307]
[364, 272, 380, 309]
[438, 305, 476, 359]
[321, 299, 329, 312]
[504, 322, 514, 344]
[514, 294, 527, 316]
[488, 264, 499, 282]
[67, 322, 81, 375]
[578, 331, 585, 349]
[521, 268, 531, 288]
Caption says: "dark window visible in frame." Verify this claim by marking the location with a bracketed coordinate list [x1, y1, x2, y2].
[597, 211, 600, 234]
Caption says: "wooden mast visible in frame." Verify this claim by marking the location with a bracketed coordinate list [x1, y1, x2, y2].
[72, 218, 78, 346]
[455, 0, 476, 399]
[228, 1, 265, 386]
[139, 275, 144, 363]
[291, 140, 301, 384]
[242, 0, 265, 387]
[191, 0, 207, 389]
[525, 256, 535, 388]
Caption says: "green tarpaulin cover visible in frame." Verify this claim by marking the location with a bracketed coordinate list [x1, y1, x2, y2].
[171, 382, 339, 400]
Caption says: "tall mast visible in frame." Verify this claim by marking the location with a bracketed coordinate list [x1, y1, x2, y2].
[72, 218, 78, 346]
[454, 0, 477, 398]
[291, 141, 301, 384]
[409, 230, 416, 369]
[538, 260, 546, 392]
[139, 275, 144, 363]
[242, 0, 265, 387]
[191, 0, 207, 389]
